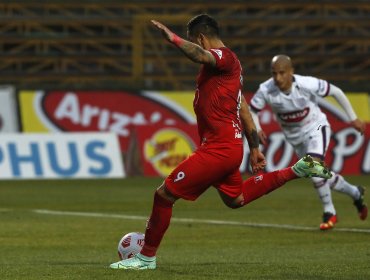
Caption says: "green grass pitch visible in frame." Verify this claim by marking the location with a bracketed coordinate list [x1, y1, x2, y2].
[0, 176, 369, 280]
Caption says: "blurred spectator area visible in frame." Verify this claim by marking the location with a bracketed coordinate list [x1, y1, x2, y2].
[0, 1, 369, 91]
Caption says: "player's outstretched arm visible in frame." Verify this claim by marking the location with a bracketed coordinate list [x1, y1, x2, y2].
[151, 20, 216, 66]
[328, 84, 366, 134]
[240, 96, 266, 173]
[350, 119, 366, 135]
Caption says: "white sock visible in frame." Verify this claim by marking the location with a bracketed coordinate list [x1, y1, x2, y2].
[311, 177, 336, 215]
[329, 173, 360, 200]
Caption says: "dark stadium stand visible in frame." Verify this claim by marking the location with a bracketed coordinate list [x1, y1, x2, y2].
[0, 1, 369, 91]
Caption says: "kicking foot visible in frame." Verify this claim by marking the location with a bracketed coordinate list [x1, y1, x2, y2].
[292, 155, 332, 179]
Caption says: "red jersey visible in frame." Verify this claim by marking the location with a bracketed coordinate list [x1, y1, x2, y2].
[194, 47, 243, 147]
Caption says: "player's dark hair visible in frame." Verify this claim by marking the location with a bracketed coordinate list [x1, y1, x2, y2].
[187, 14, 219, 38]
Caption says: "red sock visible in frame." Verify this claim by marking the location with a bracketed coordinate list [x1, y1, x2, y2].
[140, 192, 173, 257]
[241, 167, 297, 206]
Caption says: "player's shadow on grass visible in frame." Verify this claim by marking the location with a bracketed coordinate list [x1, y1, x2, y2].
[45, 261, 103, 265]
[160, 261, 264, 275]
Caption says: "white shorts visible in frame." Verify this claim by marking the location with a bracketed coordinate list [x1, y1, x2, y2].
[294, 125, 331, 160]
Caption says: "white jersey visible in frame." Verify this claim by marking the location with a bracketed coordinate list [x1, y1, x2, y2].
[250, 74, 330, 145]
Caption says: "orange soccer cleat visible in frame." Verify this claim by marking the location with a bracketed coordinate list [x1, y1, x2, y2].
[319, 212, 337, 230]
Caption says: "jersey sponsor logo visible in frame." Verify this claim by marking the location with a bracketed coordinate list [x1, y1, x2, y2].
[235, 131, 242, 139]
[232, 120, 242, 138]
[211, 49, 223, 59]
[278, 107, 310, 122]
[232, 120, 241, 130]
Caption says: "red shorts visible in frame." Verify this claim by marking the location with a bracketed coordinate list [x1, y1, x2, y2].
[165, 145, 244, 201]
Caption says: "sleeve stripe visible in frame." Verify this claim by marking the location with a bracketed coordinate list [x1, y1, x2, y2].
[324, 82, 330, 97]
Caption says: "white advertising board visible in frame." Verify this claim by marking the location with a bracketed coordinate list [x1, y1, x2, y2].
[0, 133, 125, 179]
[0, 85, 19, 132]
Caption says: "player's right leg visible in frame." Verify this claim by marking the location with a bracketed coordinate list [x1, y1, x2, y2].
[299, 125, 337, 229]
[311, 177, 337, 230]
[293, 154, 337, 230]
[110, 147, 242, 270]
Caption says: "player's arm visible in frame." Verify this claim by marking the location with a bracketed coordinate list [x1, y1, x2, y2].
[249, 88, 268, 145]
[240, 96, 266, 173]
[151, 20, 216, 66]
[328, 84, 366, 134]
[249, 106, 268, 145]
[240, 97, 259, 149]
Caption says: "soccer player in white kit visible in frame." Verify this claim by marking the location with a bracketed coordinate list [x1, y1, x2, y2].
[250, 54, 367, 230]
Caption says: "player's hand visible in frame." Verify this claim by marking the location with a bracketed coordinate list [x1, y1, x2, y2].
[249, 148, 266, 173]
[257, 130, 267, 145]
[151, 20, 175, 43]
[350, 119, 366, 135]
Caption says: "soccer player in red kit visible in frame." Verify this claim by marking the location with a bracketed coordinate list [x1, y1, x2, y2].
[110, 14, 331, 270]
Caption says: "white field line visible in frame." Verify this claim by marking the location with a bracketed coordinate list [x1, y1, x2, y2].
[33, 209, 370, 234]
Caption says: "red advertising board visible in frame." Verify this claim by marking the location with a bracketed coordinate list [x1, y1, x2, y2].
[39, 91, 195, 151]
[125, 120, 370, 177]
[126, 124, 199, 176]
[19, 90, 369, 175]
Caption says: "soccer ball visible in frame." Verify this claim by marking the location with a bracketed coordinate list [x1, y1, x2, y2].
[117, 232, 145, 260]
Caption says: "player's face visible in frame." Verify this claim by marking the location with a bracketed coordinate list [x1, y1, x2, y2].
[271, 64, 293, 92]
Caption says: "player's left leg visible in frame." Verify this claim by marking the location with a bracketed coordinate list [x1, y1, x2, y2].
[306, 125, 367, 221]
[327, 173, 367, 220]
[304, 124, 340, 229]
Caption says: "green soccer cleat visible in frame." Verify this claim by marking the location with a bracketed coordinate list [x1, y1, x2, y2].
[109, 253, 156, 270]
[292, 155, 332, 179]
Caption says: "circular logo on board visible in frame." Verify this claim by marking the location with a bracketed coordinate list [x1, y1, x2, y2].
[144, 128, 195, 177]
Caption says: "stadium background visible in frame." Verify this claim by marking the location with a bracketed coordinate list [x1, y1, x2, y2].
[0, 1, 369, 279]
[0, 0, 369, 178]
[1, 1, 369, 91]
